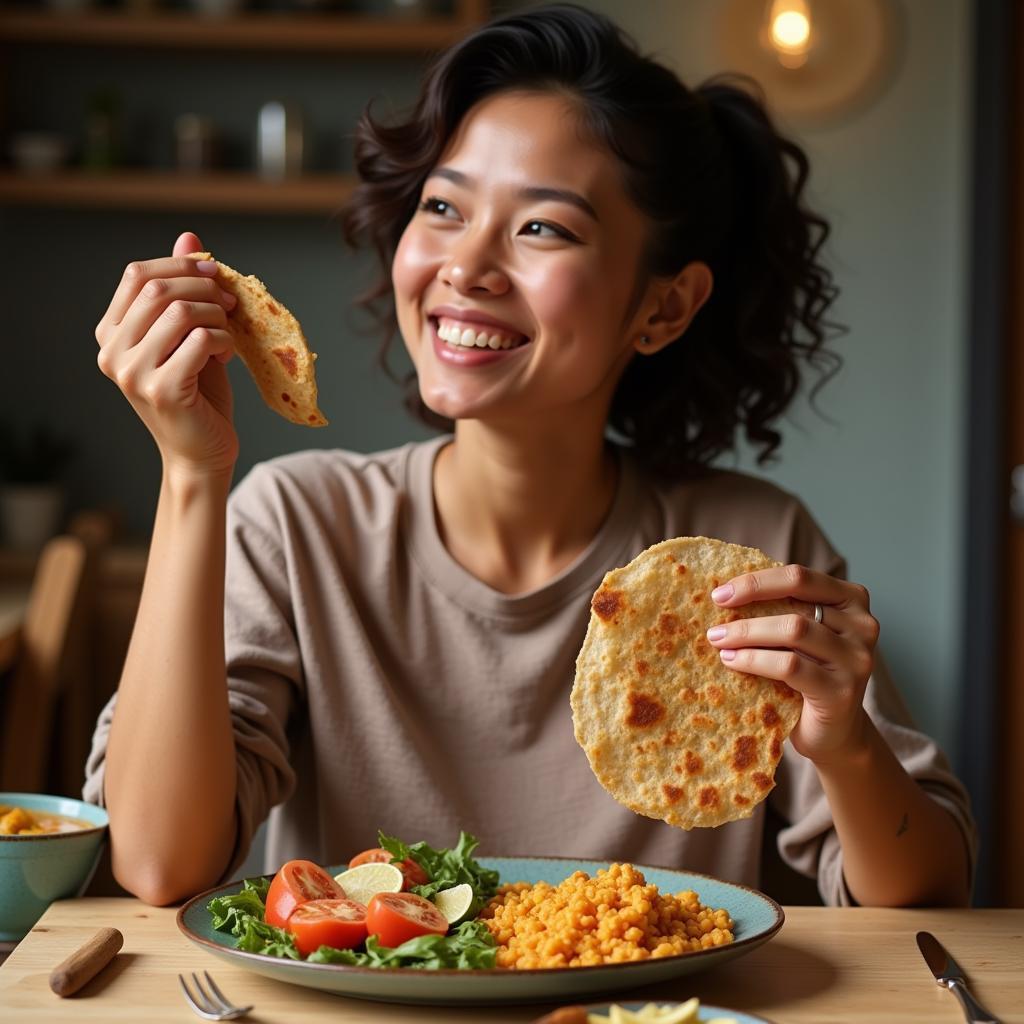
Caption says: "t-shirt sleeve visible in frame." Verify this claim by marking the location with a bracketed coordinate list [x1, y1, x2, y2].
[766, 501, 978, 905]
[82, 464, 303, 883]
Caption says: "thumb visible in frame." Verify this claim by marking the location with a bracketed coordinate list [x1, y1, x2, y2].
[173, 231, 205, 258]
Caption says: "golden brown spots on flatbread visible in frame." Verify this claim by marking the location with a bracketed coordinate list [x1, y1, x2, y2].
[659, 613, 681, 635]
[762, 703, 780, 727]
[698, 786, 719, 808]
[571, 536, 803, 830]
[273, 346, 299, 379]
[266, 301, 279, 315]
[662, 784, 685, 805]
[625, 692, 665, 728]
[752, 772, 772, 791]
[592, 588, 623, 622]
[732, 735, 757, 772]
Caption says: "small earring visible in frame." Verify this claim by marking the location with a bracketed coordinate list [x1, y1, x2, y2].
[639, 335, 651, 345]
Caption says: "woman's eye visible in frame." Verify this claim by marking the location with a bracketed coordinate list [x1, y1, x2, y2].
[521, 220, 575, 241]
[419, 197, 457, 218]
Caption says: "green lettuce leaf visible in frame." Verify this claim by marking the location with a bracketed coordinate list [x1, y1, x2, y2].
[377, 830, 499, 916]
[306, 920, 497, 969]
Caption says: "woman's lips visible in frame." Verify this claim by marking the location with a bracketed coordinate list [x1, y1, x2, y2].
[429, 317, 532, 366]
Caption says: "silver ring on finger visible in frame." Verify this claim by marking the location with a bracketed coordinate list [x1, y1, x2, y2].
[813, 602, 824, 625]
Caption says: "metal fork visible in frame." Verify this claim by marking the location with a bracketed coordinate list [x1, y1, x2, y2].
[177, 971, 253, 1021]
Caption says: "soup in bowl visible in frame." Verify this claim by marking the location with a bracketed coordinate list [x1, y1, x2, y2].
[0, 792, 109, 942]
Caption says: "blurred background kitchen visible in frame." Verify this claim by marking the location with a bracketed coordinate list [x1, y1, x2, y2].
[0, 0, 1019, 906]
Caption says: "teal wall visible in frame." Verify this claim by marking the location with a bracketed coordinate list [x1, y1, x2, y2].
[1, 1, 971, 763]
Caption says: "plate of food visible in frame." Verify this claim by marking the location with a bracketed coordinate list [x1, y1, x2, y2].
[177, 831, 783, 1005]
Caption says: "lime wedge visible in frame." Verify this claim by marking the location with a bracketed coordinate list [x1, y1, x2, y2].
[432, 882, 475, 924]
[333, 861, 404, 906]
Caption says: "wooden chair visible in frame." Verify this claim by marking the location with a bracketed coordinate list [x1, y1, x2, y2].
[0, 534, 94, 794]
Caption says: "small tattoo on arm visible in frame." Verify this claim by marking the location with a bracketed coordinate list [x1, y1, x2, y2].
[896, 812, 909, 837]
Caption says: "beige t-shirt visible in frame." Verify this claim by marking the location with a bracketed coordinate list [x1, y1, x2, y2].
[84, 436, 976, 904]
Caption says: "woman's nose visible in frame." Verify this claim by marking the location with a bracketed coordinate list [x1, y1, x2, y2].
[438, 233, 509, 295]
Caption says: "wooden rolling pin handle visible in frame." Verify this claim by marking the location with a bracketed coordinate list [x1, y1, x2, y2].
[49, 927, 124, 997]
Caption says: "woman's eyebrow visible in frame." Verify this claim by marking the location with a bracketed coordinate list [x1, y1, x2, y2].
[427, 166, 600, 222]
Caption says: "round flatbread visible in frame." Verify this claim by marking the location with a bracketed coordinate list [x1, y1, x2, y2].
[188, 252, 327, 427]
[571, 536, 804, 830]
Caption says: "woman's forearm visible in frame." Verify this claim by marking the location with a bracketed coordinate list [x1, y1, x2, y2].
[104, 467, 237, 906]
[814, 713, 970, 907]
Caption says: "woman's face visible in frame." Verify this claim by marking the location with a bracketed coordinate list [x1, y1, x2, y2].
[392, 90, 655, 426]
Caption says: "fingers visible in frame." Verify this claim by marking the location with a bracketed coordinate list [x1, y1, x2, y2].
[96, 255, 221, 340]
[706, 612, 845, 667]
[712, 563, 855, 607]
[714, 646, 837, 702]
[173, 231, 204, 258]
[105, 279, 235, 365]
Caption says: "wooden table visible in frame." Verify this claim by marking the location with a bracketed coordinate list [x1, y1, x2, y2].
[1, 899, 1021, 1022]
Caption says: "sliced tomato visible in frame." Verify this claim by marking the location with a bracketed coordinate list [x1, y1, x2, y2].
[366, 891, 449, 948]
[264, 859, 345, 928]
[286, 898, 368, 957]
[348, 847, 429, 890]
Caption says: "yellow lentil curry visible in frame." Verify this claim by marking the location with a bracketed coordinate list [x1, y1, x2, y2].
[0, 805, 92, 835]
[479, 862, 734, 969]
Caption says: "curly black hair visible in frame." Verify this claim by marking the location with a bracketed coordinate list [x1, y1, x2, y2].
[340, 2, 842, 478]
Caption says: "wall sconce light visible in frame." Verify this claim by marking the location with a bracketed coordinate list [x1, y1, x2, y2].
[719, 0, 903, 127]
[765, 0, 812, 69]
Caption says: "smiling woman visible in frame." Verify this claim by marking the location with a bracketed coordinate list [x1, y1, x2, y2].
[85, 2, 974, 915]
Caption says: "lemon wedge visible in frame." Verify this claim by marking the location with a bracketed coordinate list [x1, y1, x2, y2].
[432, 882, 475, 925]
[333, 861, 404, 906]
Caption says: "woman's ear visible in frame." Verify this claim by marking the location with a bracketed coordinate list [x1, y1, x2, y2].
[633, 261, 714, 354]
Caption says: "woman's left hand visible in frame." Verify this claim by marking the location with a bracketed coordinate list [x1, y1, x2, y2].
[706, 565, 880, 766]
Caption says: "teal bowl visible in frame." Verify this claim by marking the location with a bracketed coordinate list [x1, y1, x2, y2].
[0, 792, 109, 942]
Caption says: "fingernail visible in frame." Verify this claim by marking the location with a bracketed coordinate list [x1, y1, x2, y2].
[711, 584, 734, 603]
[706, 626, 727, 641]
[220, 288, 237, 308]
[719, 649, 736, 662]
[196, 260, 218, 275]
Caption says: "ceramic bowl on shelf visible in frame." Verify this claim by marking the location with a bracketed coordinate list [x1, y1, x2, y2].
[9, 132, 71, 174]
[0, 793, 108, 943]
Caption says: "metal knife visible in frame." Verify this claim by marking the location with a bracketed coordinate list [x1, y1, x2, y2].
[916, 930, 1002, 1023]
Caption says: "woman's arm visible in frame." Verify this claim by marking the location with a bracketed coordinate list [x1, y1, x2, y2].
[813, 713, 969, 906]
[103, 469, 238, 906]
[95, 231, 241, 904]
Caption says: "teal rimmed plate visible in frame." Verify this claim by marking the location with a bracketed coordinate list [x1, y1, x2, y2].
[177, 856, 783, 1005]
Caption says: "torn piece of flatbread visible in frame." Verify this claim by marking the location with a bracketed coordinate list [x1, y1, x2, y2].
[571, 536, 803, 830]
[188, 251, 327, 427]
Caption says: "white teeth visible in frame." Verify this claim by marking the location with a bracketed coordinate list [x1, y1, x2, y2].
[436, 319, 523, 350]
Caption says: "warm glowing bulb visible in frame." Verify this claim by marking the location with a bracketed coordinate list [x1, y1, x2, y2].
[771, 10, 810, 49]
[765, 0, 812, 68]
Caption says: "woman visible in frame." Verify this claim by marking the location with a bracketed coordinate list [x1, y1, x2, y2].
[86, 4, 974, 907]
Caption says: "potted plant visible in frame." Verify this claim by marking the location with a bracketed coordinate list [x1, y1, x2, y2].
[0, 420, 75, 551]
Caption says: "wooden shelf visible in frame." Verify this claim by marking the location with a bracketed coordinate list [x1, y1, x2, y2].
[0, 8, 480, 52]
[0, 169, 357, 213]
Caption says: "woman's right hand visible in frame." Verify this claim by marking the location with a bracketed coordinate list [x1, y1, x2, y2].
[95, 231, 240, 478]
